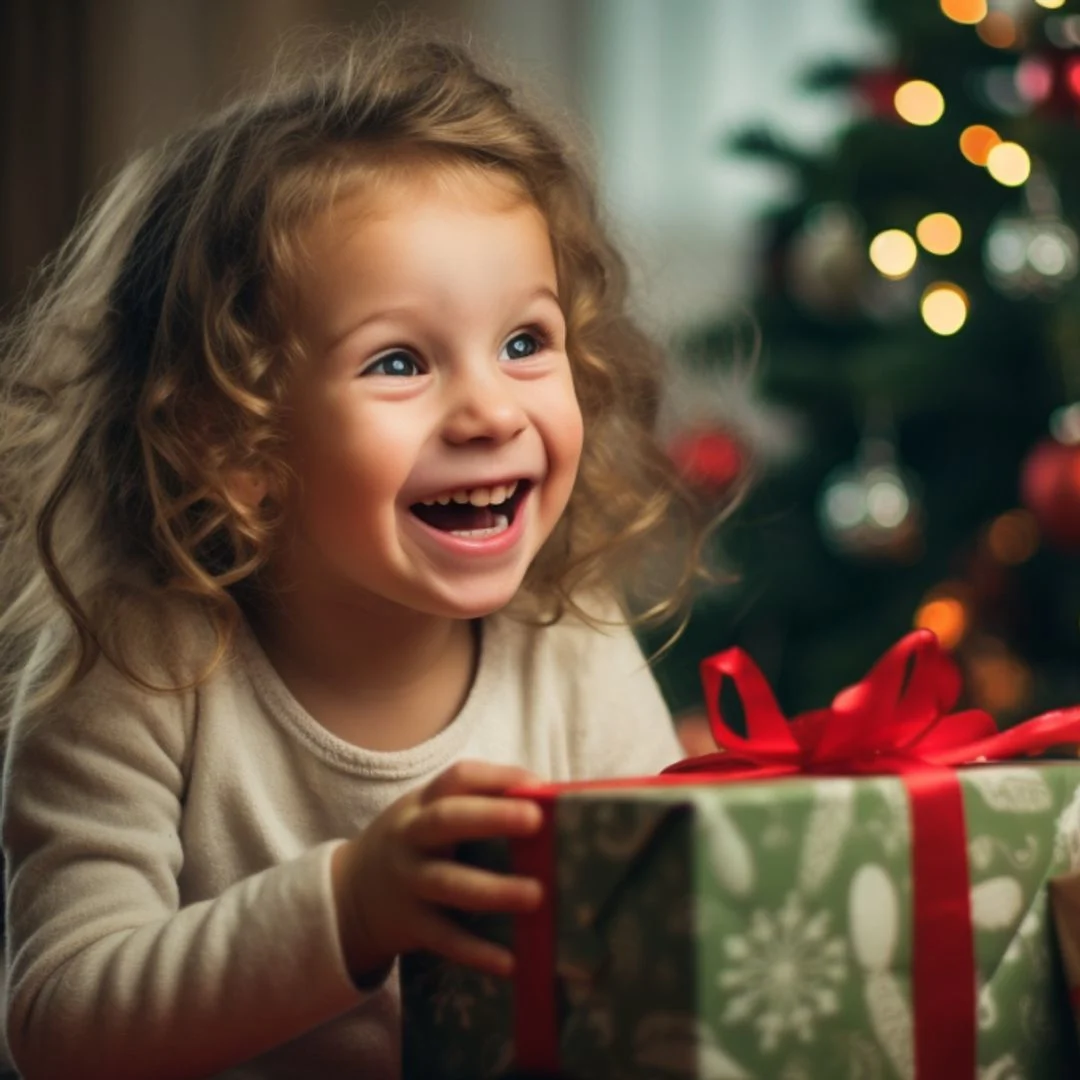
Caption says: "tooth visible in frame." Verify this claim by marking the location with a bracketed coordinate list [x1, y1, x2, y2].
[507, 480, 518, 498]
[489, 484, 507, 505]
[421, 498, 436, 506]
[437, 495, 452, 505]
[469, 488, 491, 507]
[451, 491, 470, 504]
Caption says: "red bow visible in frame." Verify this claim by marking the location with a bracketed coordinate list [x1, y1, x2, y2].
[664, 629, 1080, 778]
[513, 631, 1080, 1078]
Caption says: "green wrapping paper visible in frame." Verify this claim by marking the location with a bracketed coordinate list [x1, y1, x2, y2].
[401, 763, 1080, 1079]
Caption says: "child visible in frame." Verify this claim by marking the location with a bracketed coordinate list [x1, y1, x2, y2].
[0, 24, 713, 1080]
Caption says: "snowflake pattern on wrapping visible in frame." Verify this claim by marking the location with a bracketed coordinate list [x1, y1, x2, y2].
[718, 891, 848, 1052]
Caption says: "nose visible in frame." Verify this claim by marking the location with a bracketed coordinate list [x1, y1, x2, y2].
[441, 361, 528, 446]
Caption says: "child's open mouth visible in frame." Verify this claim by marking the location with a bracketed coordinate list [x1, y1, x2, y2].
[409, 480, 531, 539]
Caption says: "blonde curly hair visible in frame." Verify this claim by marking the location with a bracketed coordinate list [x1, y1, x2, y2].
[0, 23, 719, 724]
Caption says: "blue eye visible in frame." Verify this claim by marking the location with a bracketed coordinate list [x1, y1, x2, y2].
[500, 330, 544, 362]
[364, 351, 422, 377]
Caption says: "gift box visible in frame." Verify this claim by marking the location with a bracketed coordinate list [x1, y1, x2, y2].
[401, 632, 1080, 1079]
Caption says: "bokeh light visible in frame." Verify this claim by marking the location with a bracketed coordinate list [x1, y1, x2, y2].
[940, 0, 987, 23]
[1046, 15, 1080, 49]
[986, 141, 1031, 186]
[986, 509, 1039, 564]
[1067, 57, 1080, 99]
[977, 12, 1018, 49]
[894, 80, 946, 126]
[914, 594, 970, 650]
[968, 643, 1033, 714]
[959, 124, 1001, 166]
[1035, 0, 1066, 10]
[1016, 58, 1054, 103]
[1050, 402, 1080, 445]
[869, 229, 918, 278]
[916, 213, 962, 255]
[921, 283, 969, 335]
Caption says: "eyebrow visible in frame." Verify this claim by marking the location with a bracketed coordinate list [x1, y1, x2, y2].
[324, 284, 563, 356]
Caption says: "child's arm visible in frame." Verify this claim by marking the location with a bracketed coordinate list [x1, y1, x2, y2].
[330, 759, 543, 982]
[2, 673, 539, 1080]
[3, 681, 351, 1080]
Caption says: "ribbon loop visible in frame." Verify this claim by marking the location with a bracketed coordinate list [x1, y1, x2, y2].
[699, 649, 800, 760]
[672, 630, 1080, 778]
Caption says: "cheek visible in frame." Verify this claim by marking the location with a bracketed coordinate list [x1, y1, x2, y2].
[549, 382, 585, 475]
[288, 403, 414, 515]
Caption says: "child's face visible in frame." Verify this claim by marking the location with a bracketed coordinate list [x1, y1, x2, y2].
[270, 166, 583, 623]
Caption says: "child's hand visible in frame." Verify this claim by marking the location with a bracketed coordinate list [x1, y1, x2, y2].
[331, 760, 545, 983]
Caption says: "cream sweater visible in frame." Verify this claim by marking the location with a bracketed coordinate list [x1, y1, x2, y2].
[2, 605, 683, 1079]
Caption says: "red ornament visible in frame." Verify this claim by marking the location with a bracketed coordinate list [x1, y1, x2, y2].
[668, 430, 745, 492]
[1019, 436, 1080, 550]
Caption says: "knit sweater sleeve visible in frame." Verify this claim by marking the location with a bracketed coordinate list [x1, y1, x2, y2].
[2, 657, 362, 1080]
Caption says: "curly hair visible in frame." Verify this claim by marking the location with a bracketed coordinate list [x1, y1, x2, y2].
[0, 21, 720, 724]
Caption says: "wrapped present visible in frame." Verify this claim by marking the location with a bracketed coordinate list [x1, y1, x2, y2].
[401, 632, 1080, 1079]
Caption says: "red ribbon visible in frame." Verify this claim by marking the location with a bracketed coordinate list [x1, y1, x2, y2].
[511, 630, 1080, 1075]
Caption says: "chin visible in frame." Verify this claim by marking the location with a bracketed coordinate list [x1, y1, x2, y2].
[423, 579, 525, 621]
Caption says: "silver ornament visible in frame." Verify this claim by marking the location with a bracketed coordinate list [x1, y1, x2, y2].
[984, 169, 1079, 298]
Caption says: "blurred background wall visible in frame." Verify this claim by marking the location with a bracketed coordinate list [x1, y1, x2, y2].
[1, 0, 877, 334]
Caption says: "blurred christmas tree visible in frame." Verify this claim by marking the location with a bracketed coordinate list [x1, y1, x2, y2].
[646, 0, 1080, 727]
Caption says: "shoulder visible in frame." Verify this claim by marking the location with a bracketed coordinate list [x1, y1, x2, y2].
[7, 589, 221, 773]
[487, 593, 683, 779]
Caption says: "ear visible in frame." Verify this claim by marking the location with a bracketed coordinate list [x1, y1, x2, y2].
[224, 468, 270, 512]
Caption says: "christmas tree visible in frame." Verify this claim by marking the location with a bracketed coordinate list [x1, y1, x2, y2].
[646, 0, 1080, 728]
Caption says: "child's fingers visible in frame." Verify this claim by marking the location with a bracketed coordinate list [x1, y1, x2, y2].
[421, 760, 542, 802]
[409, 858, 543, 913]
[405, 794, 542, 849]
[412, 907, 518, 977]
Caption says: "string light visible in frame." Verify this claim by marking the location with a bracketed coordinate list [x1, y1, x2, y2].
[959, 124, 1001, 166]
[986, 510, 1039, 565]
[977, 12, 1018, 49]
[968, 642, 1032, 714]
[914, 590, 970, 650]
[894, 80, 946, 126]
[940, 0, 987, 23]
[916, 213, 962, 255]
[920, 283, 969, 335]
[986, 141, 1031, 186]
[869, 229, 918, 278]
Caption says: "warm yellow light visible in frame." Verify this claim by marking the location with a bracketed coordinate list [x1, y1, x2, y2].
[959, 124, 1001, 166]
[921, 283, 969, 335]
[894, 80, 946, 126]
[1035, 0, 1066, 9]
[986, 509, 1039, 565]
[914, 597, 969, 650]
[869, 229, 918, 279]
[940, 0, 987, 24]
[976, 12, 1017, 49]
[969, 648, 1032, 713]
[986, 141, 1032, 186]
[916, 213, 962, 256]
